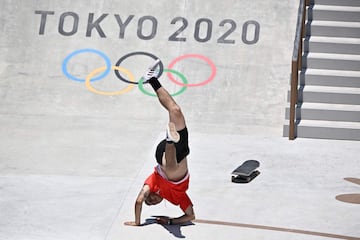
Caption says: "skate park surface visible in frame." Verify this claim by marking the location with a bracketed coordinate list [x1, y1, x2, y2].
[0, 0, 359, 239]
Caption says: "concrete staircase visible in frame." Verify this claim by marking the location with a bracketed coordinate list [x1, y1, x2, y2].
[284, 0, 360, 141]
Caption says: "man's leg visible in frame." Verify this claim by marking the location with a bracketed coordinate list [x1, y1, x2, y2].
[151, 78, 185, 170]
[154, 87, 186, 131]
[142, 62, 186, 130]
[143, 65, 186, 169]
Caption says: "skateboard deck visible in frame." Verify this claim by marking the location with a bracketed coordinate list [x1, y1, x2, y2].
[231, 160, 260, 183]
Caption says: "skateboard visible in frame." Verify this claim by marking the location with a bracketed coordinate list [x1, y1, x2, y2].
[231, 160, 260, 183]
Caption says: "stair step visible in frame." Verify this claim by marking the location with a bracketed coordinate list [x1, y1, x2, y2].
[307, 20, 360, 38]
[305, 36, 360, 54]
[310, 5, 360, 22]
[303, 52, 360, 71]
[310, 0, 360, 7]
[283, 120, 360, 141]
[300, 102, 360, 111]
[298, 119, 360, 128]
[294, 85, 360, 104]
[285, 103, 360, 122]
[302, 85, 360, 94]
[301, 69, 360, 88]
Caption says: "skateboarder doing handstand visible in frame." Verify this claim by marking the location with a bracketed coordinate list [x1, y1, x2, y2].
[124, 61, 195, 226]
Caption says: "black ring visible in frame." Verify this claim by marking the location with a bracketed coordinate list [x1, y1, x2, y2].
[114, 51, 164, 84]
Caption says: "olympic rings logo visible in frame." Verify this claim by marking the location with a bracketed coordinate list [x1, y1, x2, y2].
[62, 48, 217, 96]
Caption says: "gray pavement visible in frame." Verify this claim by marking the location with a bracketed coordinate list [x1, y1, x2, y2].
[1, 0, 359, 240]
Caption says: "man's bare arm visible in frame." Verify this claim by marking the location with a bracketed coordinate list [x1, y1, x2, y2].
[156, 205, 195, 225]
[124, 185, 150, 226]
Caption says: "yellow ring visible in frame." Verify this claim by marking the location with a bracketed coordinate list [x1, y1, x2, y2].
[85, 66, 135, 96]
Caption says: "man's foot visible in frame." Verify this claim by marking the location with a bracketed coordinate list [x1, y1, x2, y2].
[166, 122, 180, 143]
[142, 59, 161, 83]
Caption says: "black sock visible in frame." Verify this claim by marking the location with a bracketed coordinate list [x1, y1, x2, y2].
[149, 77, 162, 91]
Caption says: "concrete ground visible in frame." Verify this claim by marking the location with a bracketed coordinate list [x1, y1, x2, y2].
[1, 136, 359, 240]
[0, 0, 359, 240]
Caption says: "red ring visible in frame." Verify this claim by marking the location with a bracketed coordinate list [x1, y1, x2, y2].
[167, 54, 216, 87]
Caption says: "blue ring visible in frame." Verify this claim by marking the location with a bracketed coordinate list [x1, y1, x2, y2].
[62, 48, 111, 82]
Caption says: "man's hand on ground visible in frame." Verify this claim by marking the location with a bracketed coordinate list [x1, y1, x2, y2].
[156, 216, 170, 225]
[124, 221, 140, 226]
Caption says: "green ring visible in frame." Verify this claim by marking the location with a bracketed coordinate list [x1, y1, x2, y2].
[138, 69, 188, 97]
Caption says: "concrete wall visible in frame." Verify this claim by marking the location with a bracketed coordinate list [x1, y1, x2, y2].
[0, 0, 298, 176]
